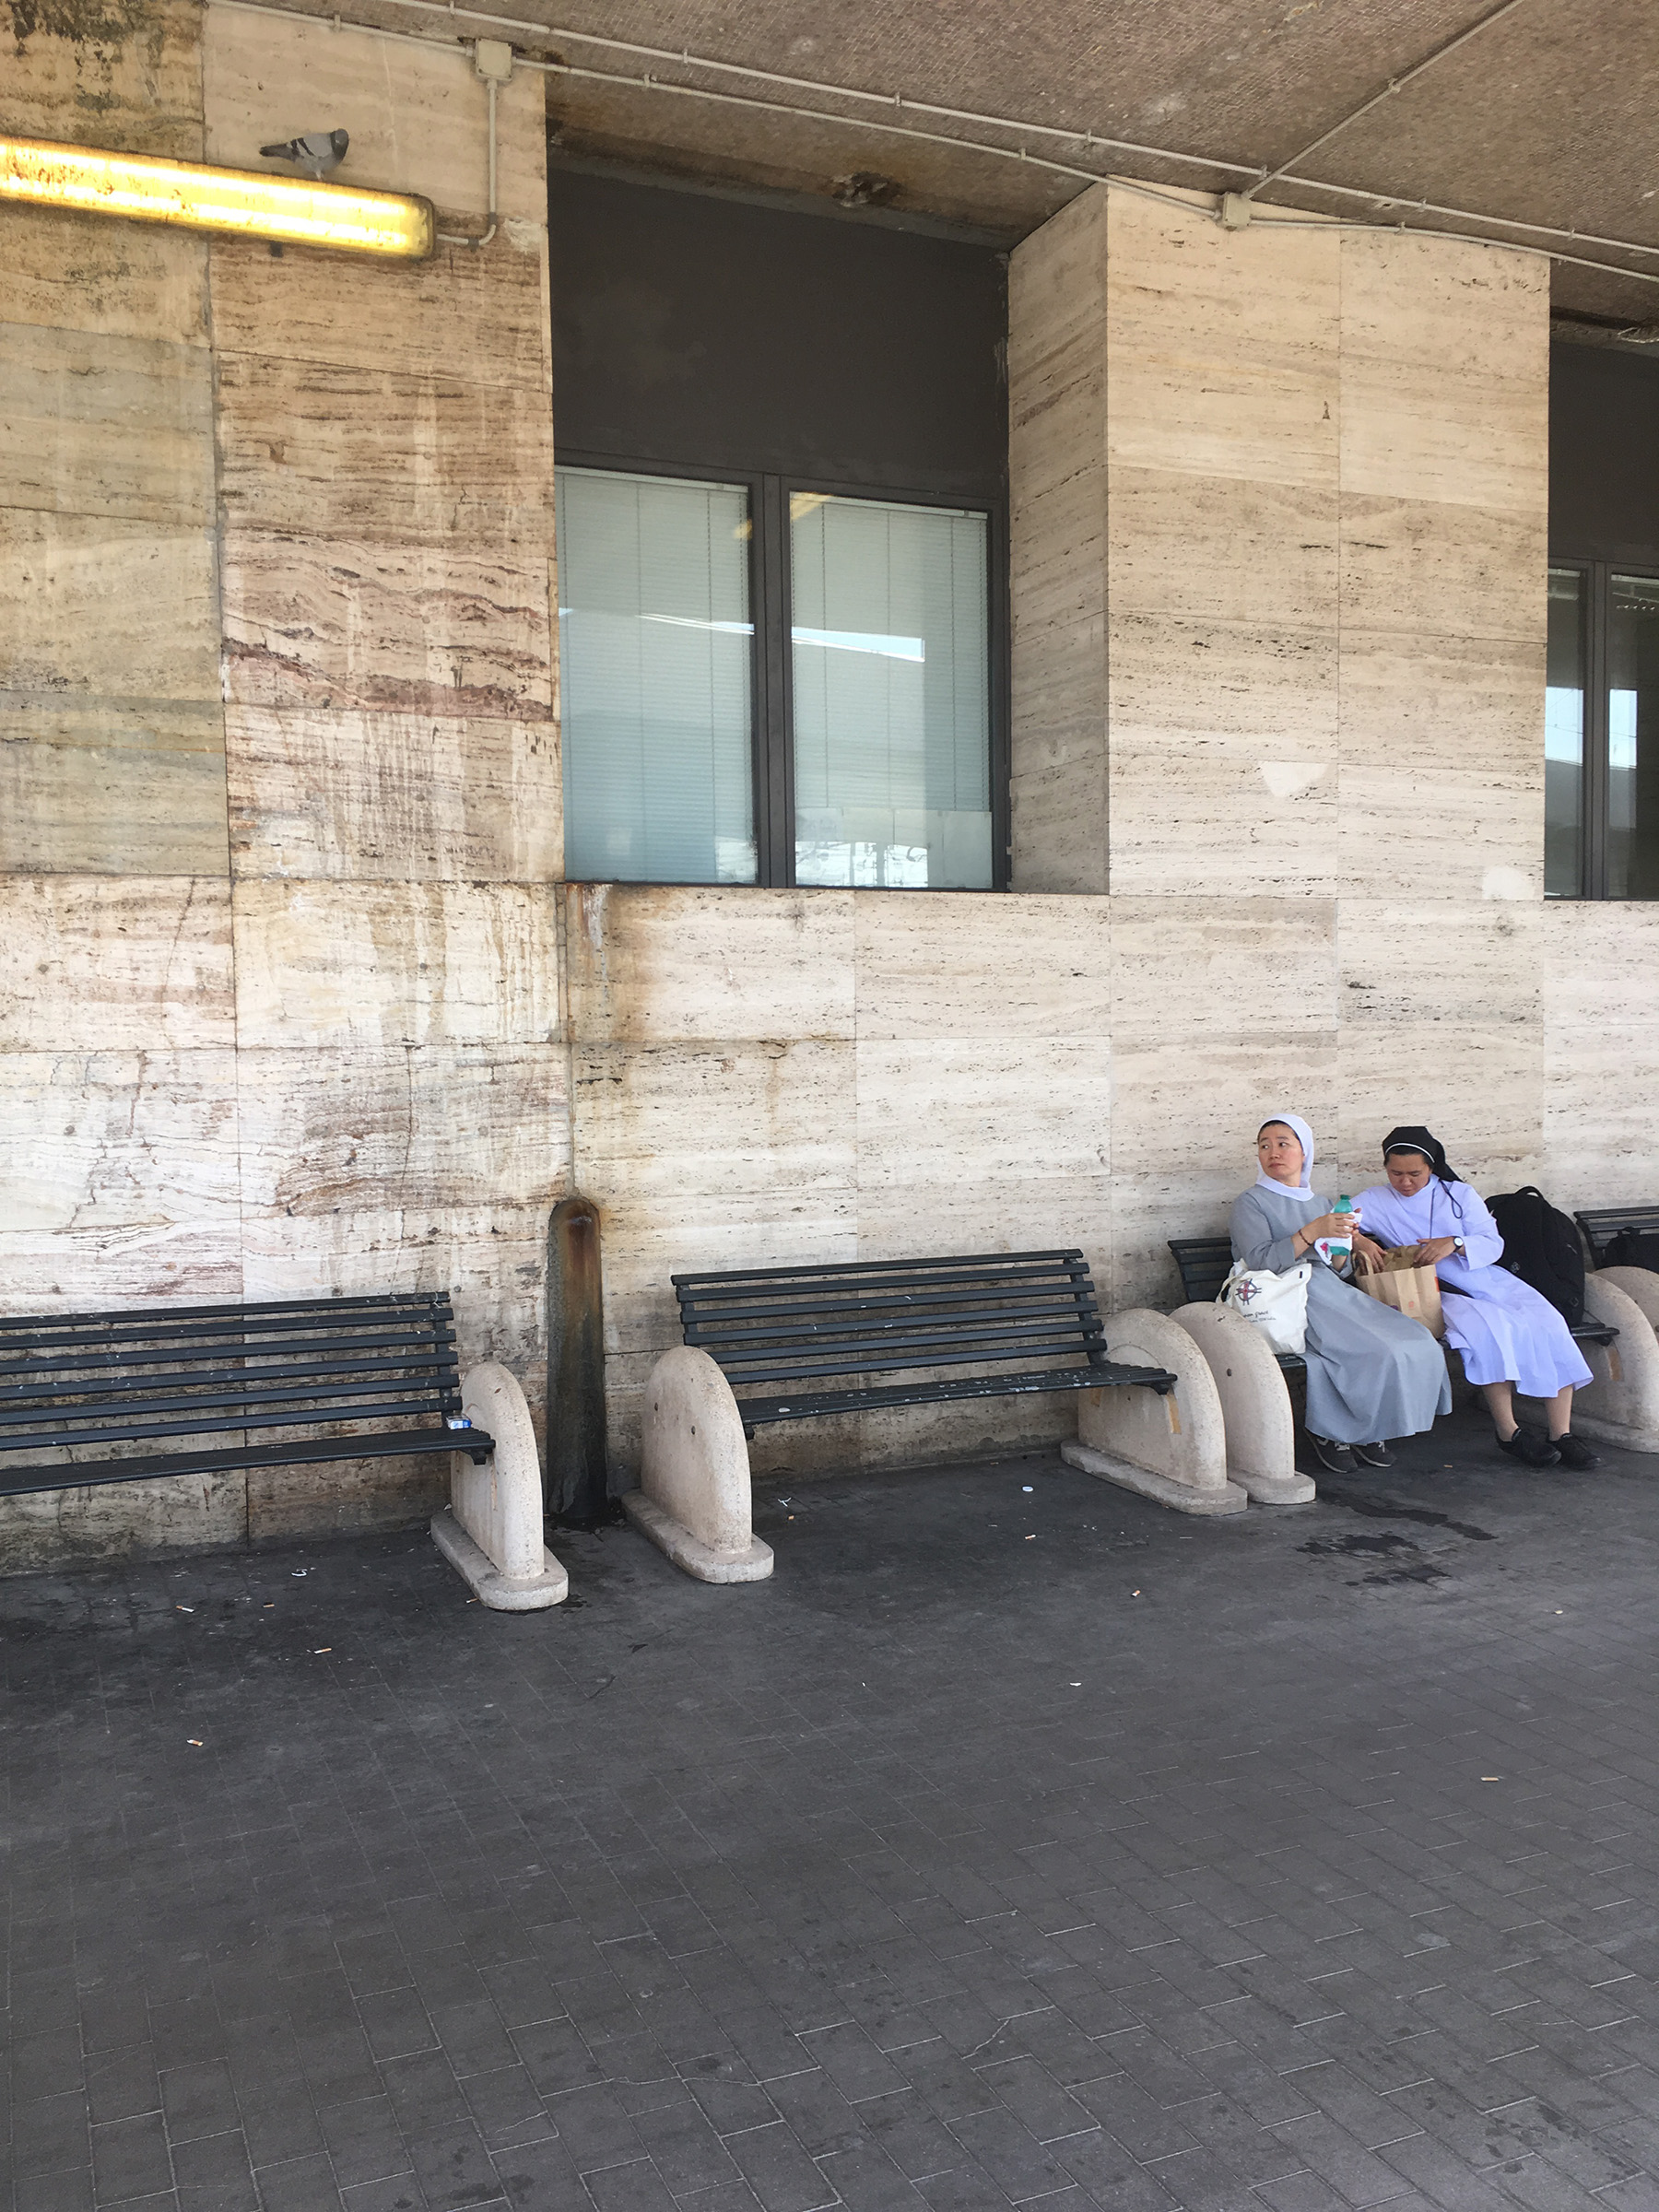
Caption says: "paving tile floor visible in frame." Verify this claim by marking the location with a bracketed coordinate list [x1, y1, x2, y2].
[6, 1405, 1659, 2212]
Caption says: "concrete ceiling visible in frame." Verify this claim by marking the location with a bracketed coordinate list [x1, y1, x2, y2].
[344, 0, 1659, 325]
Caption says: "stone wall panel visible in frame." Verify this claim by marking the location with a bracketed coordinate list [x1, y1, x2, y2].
[220, 531, 553, 721]
[575, 1036, 858, 1359]
[1338, 236, 1549, 515]
[235, 1045, 567, 1218]
[214, 352, 553, 551]
[0, 1050, 241, 1309]
[0, 0, 205, 157]
[207, 226, 551, 392]
[0, 716, 229, 877]
[1337, 495, 1544, 645]
[0, 206, 209, 346]
[1009, 189, 1108, 893]
[853, 892, 1111, 1041]
[1106, 196, 1339, 489]
[0, 877, 232, 1051]
[227, 708, 559, 884]
[1339, 629, 1545, 899]
[562, 884, 856, 1045]
[233, 881, 559, 1049]
[0, 511, 219, 699]
[1335, 900, 1543, 1183]
[0, 322, 215, 524]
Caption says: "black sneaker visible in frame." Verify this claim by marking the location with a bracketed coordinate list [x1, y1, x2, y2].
[1352, 1441, 1394, 1468]
[1308, 1434, 1359, 1475]
[1499, 1428, 1560, 1468]
[1551, 1431, 1600, 1469]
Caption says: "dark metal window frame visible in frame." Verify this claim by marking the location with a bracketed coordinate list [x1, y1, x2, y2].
[1550, 553, 1659, 899]
[557, 446, 1011, 892]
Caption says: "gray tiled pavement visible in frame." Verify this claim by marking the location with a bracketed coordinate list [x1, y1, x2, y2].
[6, 1405, 1659, 2212]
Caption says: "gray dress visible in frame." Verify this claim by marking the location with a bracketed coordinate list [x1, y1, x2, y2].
[1230, 1183, 1452, 1445]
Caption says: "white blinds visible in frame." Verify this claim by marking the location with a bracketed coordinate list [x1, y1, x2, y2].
[791, 494, 993, 889]
[557, 468, 757, 884]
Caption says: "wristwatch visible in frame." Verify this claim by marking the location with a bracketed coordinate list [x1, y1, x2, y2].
[1453, 1237, 1465, 1255]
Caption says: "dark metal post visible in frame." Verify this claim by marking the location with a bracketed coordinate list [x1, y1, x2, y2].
[546, 1195, 610, 1525]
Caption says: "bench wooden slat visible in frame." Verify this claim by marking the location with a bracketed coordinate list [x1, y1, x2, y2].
[0, 1355, 460, 1412]
[736, 1362, 1167, 1426]
[0, 1428, 482, 1500]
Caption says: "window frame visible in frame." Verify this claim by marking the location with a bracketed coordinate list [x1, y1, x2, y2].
[557, 446, 1010, 892]
[1548, 553, 1659, 900]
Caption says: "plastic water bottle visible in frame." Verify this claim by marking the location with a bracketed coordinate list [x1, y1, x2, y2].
[1328, 1195, 1355, 1265]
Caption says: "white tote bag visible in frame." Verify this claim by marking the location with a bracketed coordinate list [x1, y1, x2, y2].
[1218, 1259, 1312, 1356]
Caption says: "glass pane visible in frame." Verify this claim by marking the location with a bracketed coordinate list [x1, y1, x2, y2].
[790, 492, 993, 889]
[1545, 567, 1585, 898]
[556, 467, 756, 884]
[1608, 573, 1659, 900]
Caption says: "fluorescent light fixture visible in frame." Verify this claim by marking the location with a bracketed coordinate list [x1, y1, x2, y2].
[0, 133, 434, 258]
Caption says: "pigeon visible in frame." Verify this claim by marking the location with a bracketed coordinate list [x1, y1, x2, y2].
[259, 128, 349, 179]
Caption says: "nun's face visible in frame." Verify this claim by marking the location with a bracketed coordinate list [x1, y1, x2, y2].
[1386, 1152, 1432, 1196]
[1257, 1124, 1304, 1185]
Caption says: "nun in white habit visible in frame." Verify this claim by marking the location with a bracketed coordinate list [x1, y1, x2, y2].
[1230, 1114, 1452, 1476]
[1354, 1126, 1597, 1470]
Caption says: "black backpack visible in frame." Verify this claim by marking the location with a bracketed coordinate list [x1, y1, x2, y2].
[1606, 1227, 1659, 1271]
[1486, 1187, 1585, 1325]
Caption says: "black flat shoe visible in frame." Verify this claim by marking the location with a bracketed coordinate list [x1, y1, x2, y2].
[1308, 1434, 1359, 1475]
[1499, 1428, 1560, 1468]
[1352, 1441, 1394, 1468]
[1550, 1431, 1600, 1469]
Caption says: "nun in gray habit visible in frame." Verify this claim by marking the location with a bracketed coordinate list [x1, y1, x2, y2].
[1230, 1113, 1451, 1476]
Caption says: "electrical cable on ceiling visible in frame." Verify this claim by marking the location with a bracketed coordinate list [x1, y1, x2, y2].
[207, 0, 1659, 290]
[1239, 0, 1535, 203]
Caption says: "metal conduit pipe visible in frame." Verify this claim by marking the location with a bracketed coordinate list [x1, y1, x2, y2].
[208, 0, 1659, 289]
[435, 45, 502, 245]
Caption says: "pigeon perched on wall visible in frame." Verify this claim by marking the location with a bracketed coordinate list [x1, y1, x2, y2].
[259, 128, 349, 179]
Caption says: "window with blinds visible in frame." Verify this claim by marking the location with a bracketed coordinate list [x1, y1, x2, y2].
[555, 465, 997, 890]
[791, 495, 993, 890]
[556, 468, 758, 886]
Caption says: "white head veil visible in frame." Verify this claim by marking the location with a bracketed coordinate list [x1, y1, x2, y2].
[1255, 1112, 1315, 1199]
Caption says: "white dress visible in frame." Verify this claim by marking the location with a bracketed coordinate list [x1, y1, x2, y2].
[1353, 1178, 1592, 1398]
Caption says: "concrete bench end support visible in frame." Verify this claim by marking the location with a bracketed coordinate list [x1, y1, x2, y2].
[1574, 1273, 1659, 1455]
[433, 1361, 570, 1609]
[621, 1346, 775, 1583]
[1061, 1308, 1248, 1515]
[1171, 1302, 1314, 1504]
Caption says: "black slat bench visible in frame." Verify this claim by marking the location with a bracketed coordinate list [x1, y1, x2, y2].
[0, 1291, 492, 1499]
[1167, 1235, 1618, 1355]
[672, 1247, 1176, 1438]
[1576, 1206, 1659, 1270]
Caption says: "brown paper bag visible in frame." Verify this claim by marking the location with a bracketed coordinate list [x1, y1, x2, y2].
[1355, 1247, 1444, 1340]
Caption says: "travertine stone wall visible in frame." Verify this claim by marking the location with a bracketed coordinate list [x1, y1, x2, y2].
[0, 0, 563, 1566]
[1008, 183, 1562, 1312]
[563, 883, 1113, 1473]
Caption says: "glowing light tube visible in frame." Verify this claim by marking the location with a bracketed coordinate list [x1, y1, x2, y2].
[0, 134, 435, 258]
